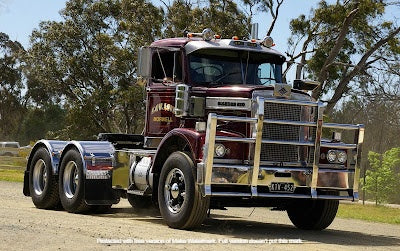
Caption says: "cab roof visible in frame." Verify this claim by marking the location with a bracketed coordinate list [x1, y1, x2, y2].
[150, 37, 286, 60]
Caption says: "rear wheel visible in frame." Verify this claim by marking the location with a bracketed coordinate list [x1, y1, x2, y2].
[287, 199, 339, 230]
[158, 152, 209, 229]
[59, 149, 90, 213]
[29, 148, 60, 209]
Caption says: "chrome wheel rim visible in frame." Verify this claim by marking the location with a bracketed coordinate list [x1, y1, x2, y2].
[63, 161, 79, 199]
[164, 168, 186, 214]
[32, 159, 47, 195]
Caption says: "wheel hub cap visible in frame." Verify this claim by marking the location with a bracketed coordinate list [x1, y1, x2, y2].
[164, 168, 185, 214]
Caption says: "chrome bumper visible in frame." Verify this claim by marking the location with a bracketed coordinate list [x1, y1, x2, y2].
[198, 97, 365, 201]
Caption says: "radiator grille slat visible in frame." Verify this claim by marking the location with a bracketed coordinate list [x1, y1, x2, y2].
[261, 102, 314, 163]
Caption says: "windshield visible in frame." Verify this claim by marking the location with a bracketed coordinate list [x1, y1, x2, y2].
[189, 49, 283, 86]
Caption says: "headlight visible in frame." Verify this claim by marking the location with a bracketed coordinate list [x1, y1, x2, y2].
[215, 144, 226, 157]
[337, 151, 347, 164]
[327, 150, 337, 163]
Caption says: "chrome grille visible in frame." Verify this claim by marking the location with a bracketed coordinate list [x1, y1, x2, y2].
[261, 102, 313, 163]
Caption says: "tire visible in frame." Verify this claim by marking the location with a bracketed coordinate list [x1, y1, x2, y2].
[58, 149, 91, 213]
[158, 151, 209, 229]
[287, 199, 339, 230]
[28, 148, 60, 209]
[127, 194, 152, 208]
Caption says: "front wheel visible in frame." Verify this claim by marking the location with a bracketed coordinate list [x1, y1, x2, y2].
[58, 149, 90, 213]
[287, 199, 339, 230]
[158, 152, 209, 229]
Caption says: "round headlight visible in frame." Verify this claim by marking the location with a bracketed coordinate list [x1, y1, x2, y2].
[202, 28, 214, 41]
[215, 144, 226, 157]
[327, 150, 337, 163]
[337, 151, 347, 164]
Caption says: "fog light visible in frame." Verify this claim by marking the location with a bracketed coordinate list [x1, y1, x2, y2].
[337, 151, 347, 164]
[215, 144, 226, 157]
[327, 150, 337, 163]
[262, 36, 274, 47]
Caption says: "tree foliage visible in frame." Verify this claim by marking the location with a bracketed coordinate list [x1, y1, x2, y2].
[24, 0, 164, 139]
[0, 32, 26, 140]
[366, 149, 400, 204]
[286, 0, 400, 114]
[162, 0, 250, 38]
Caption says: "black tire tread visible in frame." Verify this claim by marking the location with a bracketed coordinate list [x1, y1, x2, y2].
[29, 148, 60, 209]
[287, 199, 339, 230]
[59, 150, 91, 213]
[158, 151, 209, 229]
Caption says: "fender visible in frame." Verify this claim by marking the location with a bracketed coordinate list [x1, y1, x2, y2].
[58, 140, 115, 177]
[58, 140, 118, 205]
[152, 128, 205, 174]
[26, 140, 68, 175]
[23, 140, 68, 196]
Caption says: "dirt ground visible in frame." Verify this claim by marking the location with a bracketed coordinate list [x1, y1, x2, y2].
[1, 181, 399, 251]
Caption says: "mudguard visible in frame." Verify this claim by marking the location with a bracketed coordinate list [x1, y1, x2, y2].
[23, 140, 68, 196]
[58, 141, 119, 205]
[151, 128, 205, 174]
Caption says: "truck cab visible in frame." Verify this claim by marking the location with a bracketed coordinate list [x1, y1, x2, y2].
[23, 29, 364, 231]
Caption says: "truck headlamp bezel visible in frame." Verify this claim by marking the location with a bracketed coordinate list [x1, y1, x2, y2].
[214, 144, 227, 157]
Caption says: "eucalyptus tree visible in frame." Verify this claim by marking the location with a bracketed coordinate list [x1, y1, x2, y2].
[285, 0, 400, 114]
[25, 0, 164, 139]
[0, 32, 25, 140]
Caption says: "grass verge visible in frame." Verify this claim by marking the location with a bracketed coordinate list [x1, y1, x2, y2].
[338, 203, 400, 225]
[0, 169, 24, 182]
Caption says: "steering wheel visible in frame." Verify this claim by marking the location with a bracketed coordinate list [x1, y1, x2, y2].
[193, 65, 223, 76]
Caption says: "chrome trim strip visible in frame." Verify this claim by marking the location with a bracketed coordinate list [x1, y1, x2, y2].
[320, 142, 357, 149]
[353, 125, 365, 201]
[311, 103, 324, 198]
[261, 139, 314, 147]
[323, 123, 362, 130]
[209, 192, 354, 200]
[204, 113, 218, 195]
[206, 97, 252, 111]
[264, 119, 317, 127]
[250, 96, 265, 196]
[216, 136, 255, 143]
[264, 98, 319, 107]
[212, 164, 251, 170]
[215, 115, 257, 123]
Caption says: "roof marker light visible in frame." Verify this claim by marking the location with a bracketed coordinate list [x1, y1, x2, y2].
[232, 36, 239, 40]
[214, 34, 221, 39]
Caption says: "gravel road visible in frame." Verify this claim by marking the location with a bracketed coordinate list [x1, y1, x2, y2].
[1, 181, 399, 251]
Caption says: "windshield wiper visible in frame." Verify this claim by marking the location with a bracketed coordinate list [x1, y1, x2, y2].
[212, 71, 241, 84]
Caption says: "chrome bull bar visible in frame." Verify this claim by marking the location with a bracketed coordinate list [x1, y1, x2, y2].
[199, 97, 365, 200]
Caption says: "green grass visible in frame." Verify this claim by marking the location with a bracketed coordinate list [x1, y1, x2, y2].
[0, 169, 24, 182]
[338, 203, 400, 224]
[0, 156, 26, 182]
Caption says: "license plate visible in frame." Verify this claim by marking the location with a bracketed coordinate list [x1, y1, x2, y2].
[270, 182, 295, 193]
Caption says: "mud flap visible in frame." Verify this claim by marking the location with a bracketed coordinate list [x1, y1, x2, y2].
[23, 171, 30, 196]
[84, 179, 120, 205]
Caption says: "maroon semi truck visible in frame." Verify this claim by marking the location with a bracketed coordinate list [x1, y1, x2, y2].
[23, 29, 364, 230]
